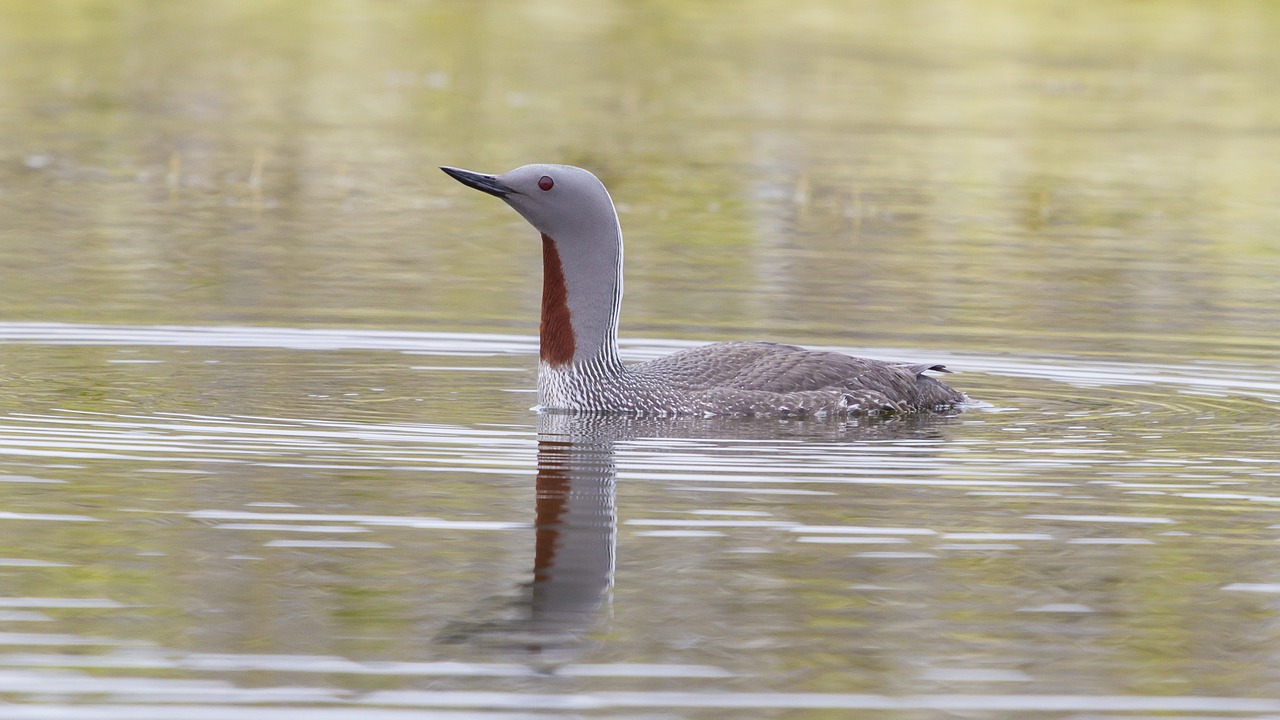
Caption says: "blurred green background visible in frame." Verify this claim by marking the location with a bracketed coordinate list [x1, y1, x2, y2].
[2, 0, 1278, 356]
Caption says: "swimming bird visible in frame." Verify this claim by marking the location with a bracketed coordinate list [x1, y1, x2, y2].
[441, 163, 969, 418]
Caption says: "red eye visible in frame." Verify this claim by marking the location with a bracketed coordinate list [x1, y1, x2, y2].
[538, 176, 554, 191]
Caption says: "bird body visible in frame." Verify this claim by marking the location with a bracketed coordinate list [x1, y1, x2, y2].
[441, 163, 969, 418]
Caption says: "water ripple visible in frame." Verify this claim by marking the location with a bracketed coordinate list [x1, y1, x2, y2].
[0, 323, 1275, 382]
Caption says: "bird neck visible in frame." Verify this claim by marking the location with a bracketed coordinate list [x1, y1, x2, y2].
[540, 232, 623, 374]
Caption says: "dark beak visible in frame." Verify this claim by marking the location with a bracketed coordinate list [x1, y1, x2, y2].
[440, 166, 513, 198]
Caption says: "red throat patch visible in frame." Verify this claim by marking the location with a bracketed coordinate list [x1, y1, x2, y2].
[540, 234, 576, 365]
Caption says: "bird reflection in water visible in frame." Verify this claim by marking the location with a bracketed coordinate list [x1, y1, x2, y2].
[437, 411, 963, 660]
[436, 414, 617, 660]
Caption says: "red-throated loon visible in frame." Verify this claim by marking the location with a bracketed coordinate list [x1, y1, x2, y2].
[441, 163, 969, 418]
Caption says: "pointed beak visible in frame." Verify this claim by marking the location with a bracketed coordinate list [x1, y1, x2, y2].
[440, 166, 513, 198]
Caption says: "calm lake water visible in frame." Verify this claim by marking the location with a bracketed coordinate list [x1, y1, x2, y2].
[3, 1, 1280, 717]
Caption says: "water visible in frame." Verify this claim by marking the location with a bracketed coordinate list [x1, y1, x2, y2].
[3, 0, 1280, 717]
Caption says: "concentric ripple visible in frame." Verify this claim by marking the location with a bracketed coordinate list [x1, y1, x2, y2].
[4, 321, 1278, 415]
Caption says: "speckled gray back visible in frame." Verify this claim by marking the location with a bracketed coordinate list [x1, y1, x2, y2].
[540, 341, 966, 418]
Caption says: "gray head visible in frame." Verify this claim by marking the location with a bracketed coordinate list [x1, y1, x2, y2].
[441, 163, 624, 370]
[440, 164, 619, 244]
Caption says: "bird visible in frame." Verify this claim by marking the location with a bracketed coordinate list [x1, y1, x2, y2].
[440, 163, 969, 418]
